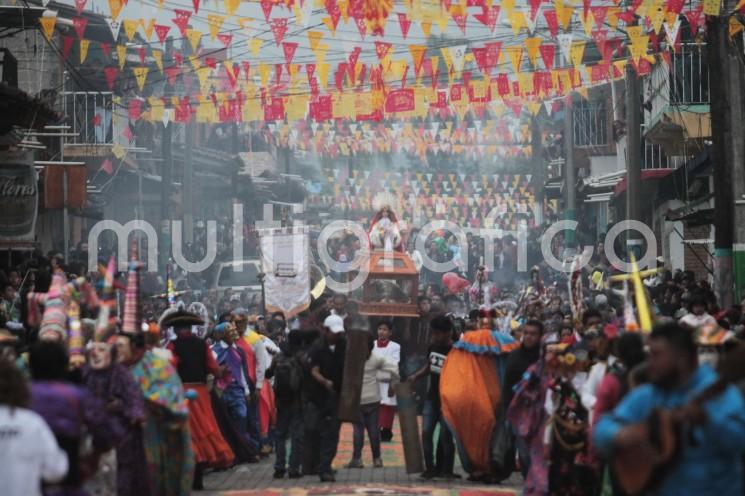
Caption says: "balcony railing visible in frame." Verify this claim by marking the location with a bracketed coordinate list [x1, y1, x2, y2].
[59, 91, 114, 145]
[643, 141, 686, 169]
[573, 100, 609, 147]
[646, 44, 709, 119]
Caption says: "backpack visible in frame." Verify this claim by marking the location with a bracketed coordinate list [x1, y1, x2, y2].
[273, 353, 303, 394]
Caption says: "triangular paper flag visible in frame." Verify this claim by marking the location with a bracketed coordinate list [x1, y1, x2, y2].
[79, 39, 90, 63]
[474, 6, 500, 32]
[308, 31, 324, 51]
[172, 9, 192, 36]
[398, 13, 412, 38]
[375, 41, 392, 60]
[508, 9, 525, 34]
[570, 41, 585, 69]
[555, 0, 573, 29]
[436, 7, 450, 31]
[133, 67, 148, 91]
[123, 19, 138, 41]
[116, 44, 127, 69]
[250, 38, 263, 56]
[540, 43, 556, 69]
[224, 0, 240, 16]
[143, 19, 155, 40]
[74, 0, 87, 15]
[104, 67, 118, 89]
[196, 67, 210, 91]
[448, 44, 467, 73]
[270, 18, 288, 45]
[154, 24, 169, 43]
[283, 41, 298, 65]
[217, 33, 232, 47]
[261, 0, 274, 21]
[525, 37, 541, 67]
[409, 45, 427, 76]
[543, 9, 559, 37]
[452, 13, 468, 34]
[73, 17, 88, 39]
[40, 16, 57, 41]
[152, 50, 163, 72]
[421, 20, 432, 37]
[557, 33, 573, 63]
[208, 14, 225, 39]
[506, 46, 523, 72]
[108, 0, 123, 20]
[186, 29, 203, 52]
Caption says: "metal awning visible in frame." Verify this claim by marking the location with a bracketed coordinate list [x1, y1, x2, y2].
[0, 6, 48, 29]
[584, 193, 614, 203]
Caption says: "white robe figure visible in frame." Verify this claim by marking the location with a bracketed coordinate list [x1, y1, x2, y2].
[373, 339, 401, 406]
[370, 217, 402, 252]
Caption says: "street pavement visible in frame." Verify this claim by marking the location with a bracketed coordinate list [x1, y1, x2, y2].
[198, 422, 522, 495]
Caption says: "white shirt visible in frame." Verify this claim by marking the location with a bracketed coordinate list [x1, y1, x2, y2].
[360, 354, 400, 406]
[250, 333, 269, 390]
[581, 356, 617, 422]
[373, 340, 401, 406]
[0, 405, 68, 496]
[679, 313, 717, 329]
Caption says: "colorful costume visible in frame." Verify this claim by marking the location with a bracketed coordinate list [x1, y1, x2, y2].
[83, 361, 148, 496]
[130, 350, 194, 495]
[211, 336, 260, 463]
[439, 327, 517, 475]
[27, 271, 98, 366]
[30, 381, 120, 496]
[168, 331, 235, 468]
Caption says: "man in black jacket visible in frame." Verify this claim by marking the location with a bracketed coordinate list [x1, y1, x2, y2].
[502, 319, 543, 477]
[307, 314, 346, 482]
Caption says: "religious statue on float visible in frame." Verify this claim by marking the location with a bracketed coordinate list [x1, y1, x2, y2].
[369, 205, 402, 252]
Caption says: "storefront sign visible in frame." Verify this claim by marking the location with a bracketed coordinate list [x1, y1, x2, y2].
[0, 151, 38, 247]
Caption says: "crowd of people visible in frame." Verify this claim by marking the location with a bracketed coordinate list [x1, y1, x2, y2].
[2, 228, 745, 496]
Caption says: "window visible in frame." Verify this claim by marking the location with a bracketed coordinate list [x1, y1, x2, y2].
[670, 44, 709, 105]
[217, 263, 260, 287]
[573, 100, 608, 147]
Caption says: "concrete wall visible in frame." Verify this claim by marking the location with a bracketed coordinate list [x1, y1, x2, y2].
[2, 29, 60, 97]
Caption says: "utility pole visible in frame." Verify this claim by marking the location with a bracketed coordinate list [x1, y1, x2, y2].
[564, 95, 576, 246]
[707, 13, 735, 307]
[531, 115, 544, 226]
[730, 43, 745, 303]
[624, 62, 643, 259]
[183, 121, 194, 244]
[160, 37, 174, 271]
[160, 120, 173, 270]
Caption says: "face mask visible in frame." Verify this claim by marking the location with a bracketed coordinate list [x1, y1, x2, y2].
[89, 342, 113, 370]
